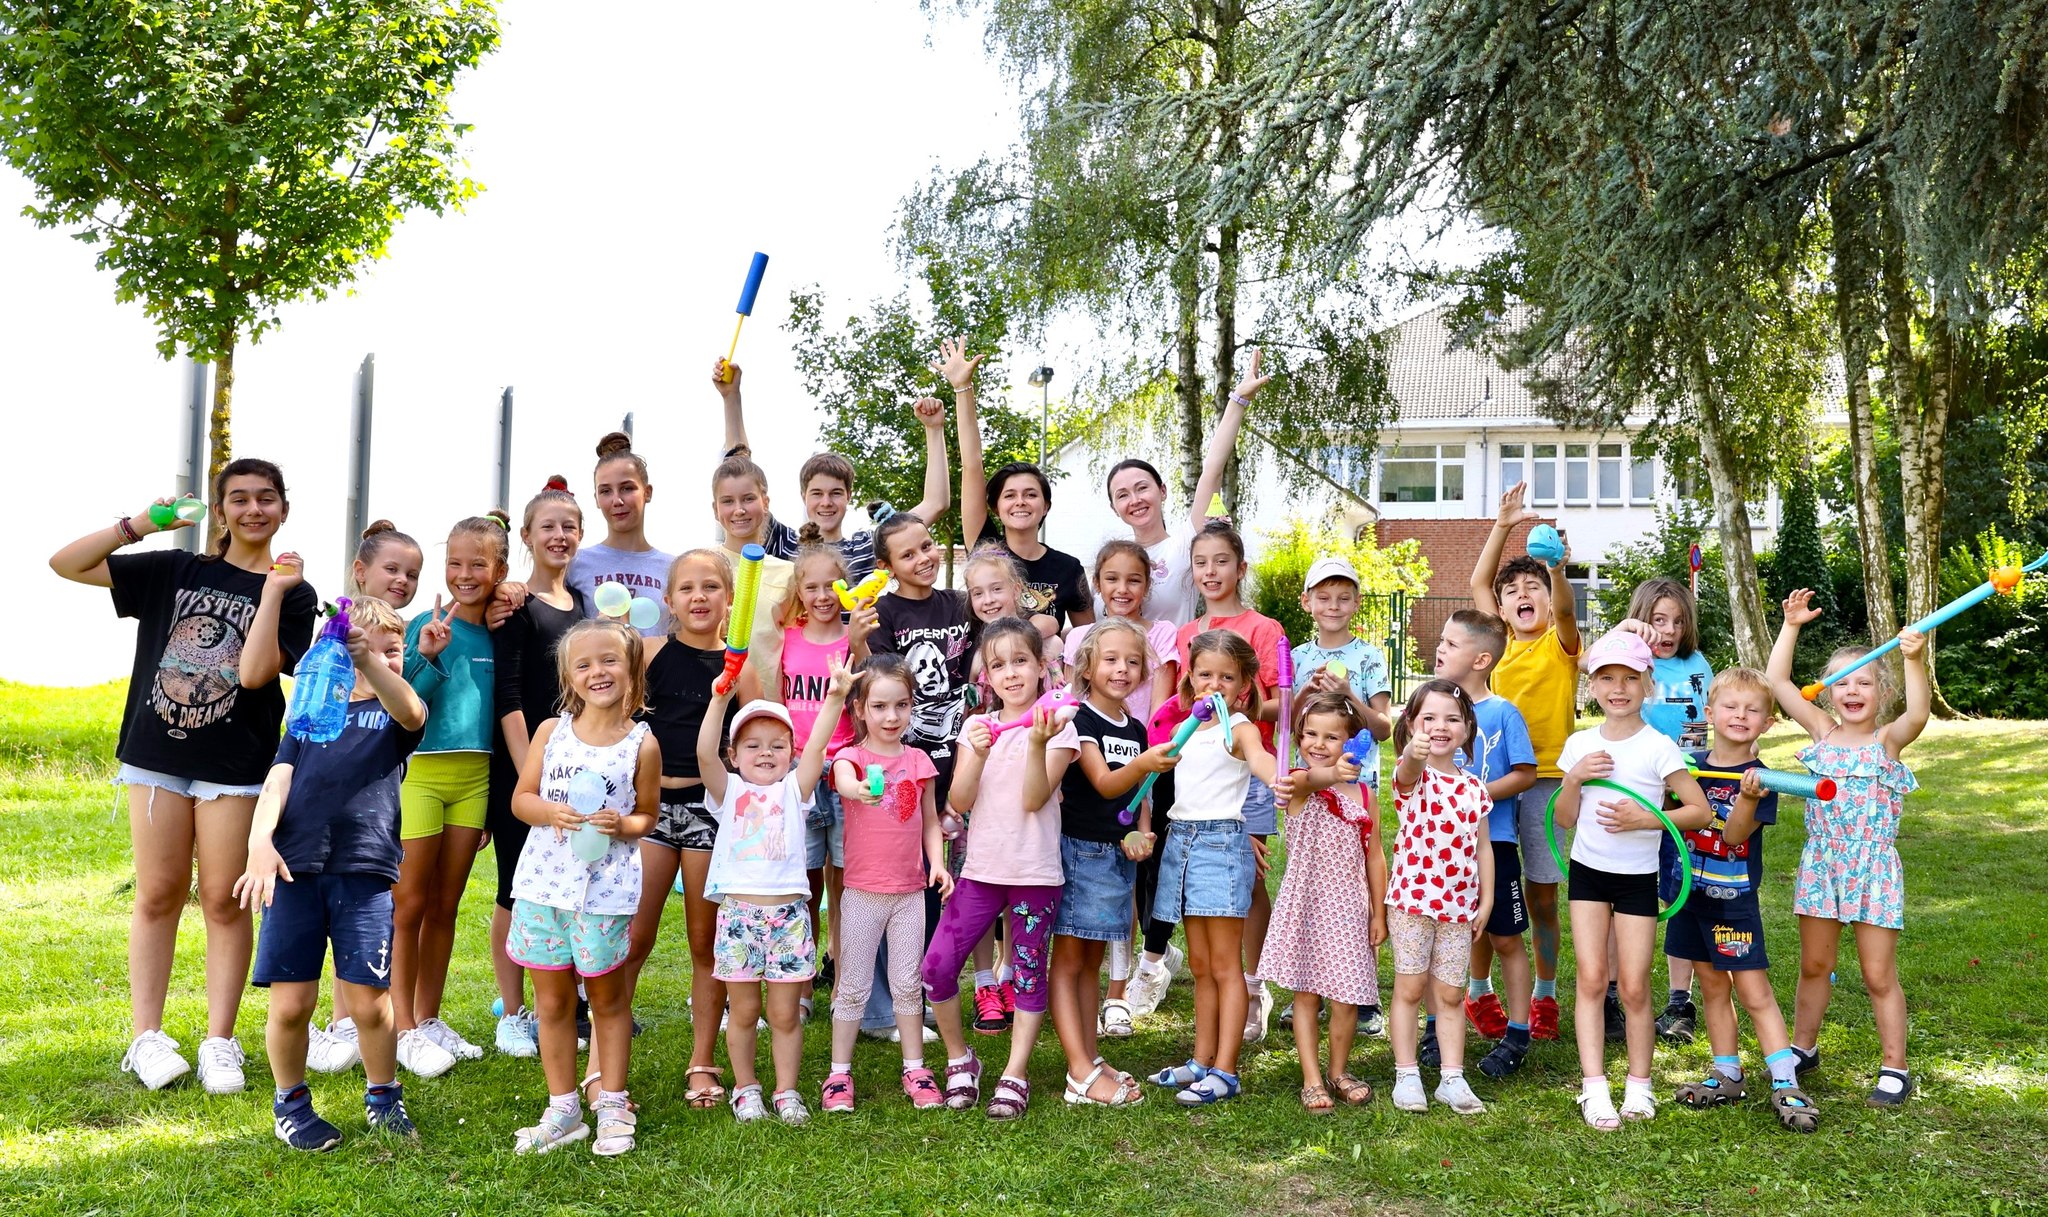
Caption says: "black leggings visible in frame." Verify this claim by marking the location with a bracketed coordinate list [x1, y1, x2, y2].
[487, 743, 527, 911]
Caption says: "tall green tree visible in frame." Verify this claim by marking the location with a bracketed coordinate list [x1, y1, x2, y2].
[0, 0, 500, 491]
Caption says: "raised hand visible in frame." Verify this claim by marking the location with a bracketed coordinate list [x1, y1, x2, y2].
[912, 397, 946, 429]
[417, 595, 455, 659]
[713, 359, 742, 396]
[929, 335, 985, 391]
[1897, 627, 1926, 661]
[1496, 481, 1539, 529]
[1782, 588, 1822, 627]
[1230, 347, 1272, 403]
[826, 653, 856, 699]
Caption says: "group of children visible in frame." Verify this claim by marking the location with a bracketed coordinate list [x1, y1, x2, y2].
[55, 347, 1929, 1153]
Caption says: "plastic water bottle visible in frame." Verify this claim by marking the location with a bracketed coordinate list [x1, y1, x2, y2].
[567, 770, 612, 863]
[286, 598, 355, 743]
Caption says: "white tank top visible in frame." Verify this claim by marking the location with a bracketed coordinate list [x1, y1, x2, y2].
[1167, 712, 1250, 822]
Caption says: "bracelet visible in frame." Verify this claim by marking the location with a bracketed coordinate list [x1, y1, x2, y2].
[1229, 392, 1251, 408]
[114, 516, 140, 545]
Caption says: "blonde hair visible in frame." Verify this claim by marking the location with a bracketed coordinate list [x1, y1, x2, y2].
[668, 547, 735, 589]
[963, 546, 1028, 619]
[1707, 666, 1773, 710]
[1818, 645, 1900, 721]
[1070, 618, 1150, 702]
[349, 596, 404, 639]
[778, 525, 849, 628]
[554, 619, 647, 717]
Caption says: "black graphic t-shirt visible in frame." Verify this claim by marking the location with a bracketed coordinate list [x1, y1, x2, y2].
[109, 549, 317, 786]
[1060, 701, 1148, 843]
[871, 589, 975, 770]
[975, 527, 1091, 630]
[271, 698, 425, 882]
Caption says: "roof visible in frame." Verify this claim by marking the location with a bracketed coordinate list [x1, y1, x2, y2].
[1382, 303, 1560, 425]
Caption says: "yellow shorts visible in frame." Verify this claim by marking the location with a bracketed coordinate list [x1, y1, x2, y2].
[399, 752, 491, 840]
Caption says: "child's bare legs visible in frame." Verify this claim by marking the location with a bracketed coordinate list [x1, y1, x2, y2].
[126, 786, 196, 1036]
[1186, 916, 1248, 1074]
[726, 981, 765, 1091]
[805, 866, 826, 1005]
[1570, 901, 1614, 1079]
[1326, 999, 1358, 1079]
[529, 967, 581, 1099]
[266, 981, 319, 1090]
[194, 795, 258, 1040]
[1791, 914, 1841, 1052]
[827, 865, 844, 969]
[1050, 936, 1121, 1101]
[1668, 955, 1696, 1003]
[1612, 913, 1657, 1077]
[1390, 971, 1429, 1065]
[1697, 964, 1743, 1057]
[1431, 978, 1469, 1070]
[586, 968, 632, 1094]
[414, 824, 484, 1025]
[389, 833, 442, 1032]
[337, 980, 396, 1084]
[1529, 881, 1561, 986]
[490, 904, 525, 1015]
[1242, 872, 1271, 976]
[1854, 923, 1907, 1070]
[678, 850, 727, 1074]
[972, 925, 997, 979]
[1468, 933, 1495, 995]
[1294, 993, 1325, 1088]
[1491, 933, 1532, 1025]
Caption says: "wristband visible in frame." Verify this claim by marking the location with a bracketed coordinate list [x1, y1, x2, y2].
[115, 516, 140, 545]
[1229, 392, 1251, 408]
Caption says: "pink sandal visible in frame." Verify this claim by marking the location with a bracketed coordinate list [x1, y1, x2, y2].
[985, 1075, 1030, 1121]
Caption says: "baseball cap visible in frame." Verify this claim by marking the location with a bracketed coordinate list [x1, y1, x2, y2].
[1303, 556, 1361, 594]
[1583, 628, 1654, 673]
[728, 699, 795, 743]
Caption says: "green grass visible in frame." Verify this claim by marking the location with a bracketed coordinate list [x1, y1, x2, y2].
[2, 679, 2045, 1215]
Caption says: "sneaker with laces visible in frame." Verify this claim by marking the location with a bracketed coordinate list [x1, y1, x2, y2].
[396, 1027, 456, 1079]
[1464, 993, 1509, 1039]
[972, 985, 1009, 1033]
[1530, 995, 1561, 1041]
[306, 1021, 361, 1074]
[1358, 1006, 1386, 1036]
[998, 978, 1017, 1015]
[821, 1071, 855, 1113]
[196, 1037, 246, 1095]
[121, 1030, 190, 1090]
[1125, 963, 1169, 1019]
[274, 1085, 343, 1152]
[1435, 1072, 1487, 1114]
[418, 1017, 484, 1061]
[902, 1067, 944, 1109]
[1243, 982, 1273, 1044]
[1655, 999, 1697, 1044]
[495, 1008, 539, 1058]
[365, 1084, 417, 1139]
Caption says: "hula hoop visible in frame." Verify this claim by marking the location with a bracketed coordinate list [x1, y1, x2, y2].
[1544, 779, 1692, 921]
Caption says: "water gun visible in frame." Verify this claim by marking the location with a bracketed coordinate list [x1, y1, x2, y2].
[982, 690, 1081, 743]
[1800, 551, 2046, 699]
[1120, 692, 1227, 826]
[718, 252, 769, 383]
[285, 598, 355, 743]
[1274, 635, 1294, 777]
[713, 543, 765, 694]
[865, 764, 886, 800]
[834, 569, 889, 611]
[1684, 757, 1837, 802]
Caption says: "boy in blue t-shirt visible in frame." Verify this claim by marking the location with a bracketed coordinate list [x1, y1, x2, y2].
[236, 595, 428, 1152]
[1429, 609, 1538, 1076]
[1666, 668, 1817, 1131]
[1291, 555, 1393, 779]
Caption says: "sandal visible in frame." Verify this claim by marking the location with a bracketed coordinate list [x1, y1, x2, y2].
[513, 1106, 589, 1154]
[985, 1075, 1030, 1120]
[1773, 1085, 1820, 1132]
[1100, 998, 1134, 1038]
[1620, 1084, 1657, 1122]
[772, 1089, 811, 1127]
[730, 1083, 767, 1123]
[944, 1051, 983, 1111]
[1149, 1058, 1207, 1088]
[1577, 1087, 1621, 1132]
[1329, 1073, 1374, 1105]
[1092, 1055, 1135, 1086]
[1064, 1064, 1142, 1107]
[591, 1096, 636, 1156]
[1175, 1067, 1240, 1106]
[581, 1071, 641, 1113]
[684, 1065, 726, 1110]
[1300, 1084, 1334, 1115]
[1675, 1073, 1746, 1108]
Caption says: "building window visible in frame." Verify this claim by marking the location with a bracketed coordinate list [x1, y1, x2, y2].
[1597, 443, 1624, 503]
[1500, 443, 1525, 494]
[1531, 443, 1558, 504]
[1564, 444, 1590, 504]
[1630, 451, 1657, 502]
[1378, 443, 1466, 504]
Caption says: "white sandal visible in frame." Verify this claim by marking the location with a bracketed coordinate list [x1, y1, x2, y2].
[513, 1106, 589, 1154]
[1064, 1063, 1143, 1107]
[1620, 1083, 1658, 1121]
[1100, 998, 1134, 1038]
[591, 1096, 636, 1156]
[1577, 1086, 1621, 1132]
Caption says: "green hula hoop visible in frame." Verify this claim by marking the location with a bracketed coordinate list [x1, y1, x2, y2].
[1544, 779, 1692, 922]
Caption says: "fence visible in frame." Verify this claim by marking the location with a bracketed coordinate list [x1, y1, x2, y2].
[1359, 591, 1609, 703]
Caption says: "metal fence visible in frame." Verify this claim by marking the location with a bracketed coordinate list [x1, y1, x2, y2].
[1357, 592, 1471, 703]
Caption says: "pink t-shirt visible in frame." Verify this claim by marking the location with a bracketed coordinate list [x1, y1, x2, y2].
[959, 717, 1080, 887]
[1387, 767, 1492, 923]
[1177, 608, 1288, 750]
[781, 627, 855, 758]
[834, 742, 938, 895]
[1063, 617, 1180, 726]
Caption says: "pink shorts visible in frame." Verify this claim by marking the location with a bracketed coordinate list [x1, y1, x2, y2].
[1387, 908, 1471, 988]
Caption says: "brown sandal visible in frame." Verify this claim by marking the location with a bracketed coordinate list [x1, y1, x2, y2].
[1301, 1084, 1335, 1115]
[1330, 1073, 1374, 1105]
[684, 1064, 726, 1109]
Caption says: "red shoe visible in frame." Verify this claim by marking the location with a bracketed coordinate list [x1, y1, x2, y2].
[1465, 993, 1509, 1040]
[972, 985, 1009, 1033]
[999, 978, 1017, 1015]
[1530, 995, 1561, 1041]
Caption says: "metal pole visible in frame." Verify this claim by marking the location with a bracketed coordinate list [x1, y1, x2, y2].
[344, 354, 375, 589]
[1039, 383, 1047, 467]
[180, 358, 209, 555]
[495, 387, 514, 511]
[622, 411, 634, 443]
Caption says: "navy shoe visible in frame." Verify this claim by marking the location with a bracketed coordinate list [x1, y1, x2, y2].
[274, 1085, 342, 1153]
[366, 1083, 417, 1139]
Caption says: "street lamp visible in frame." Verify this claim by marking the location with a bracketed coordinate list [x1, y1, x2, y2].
[1028, 364, 1054, 466]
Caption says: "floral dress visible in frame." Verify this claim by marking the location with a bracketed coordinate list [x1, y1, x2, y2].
[1793, 737, 1918, 931]
[1256, 787, 1380, 1005]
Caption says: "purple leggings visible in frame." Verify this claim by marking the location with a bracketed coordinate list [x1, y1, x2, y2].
[920, 877, 1062, 1014]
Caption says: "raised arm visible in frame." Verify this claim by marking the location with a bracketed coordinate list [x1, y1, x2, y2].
[796, 659, 853, 800]
[1472, 481, 1538, 613]
[697, 686, 733, 806]
[51, 499, 193, 587]
[241, 554, 305, 688]
[351, 625, 428, 732]
[717, 360, 749, 455]
[1021, 710, 1078, 809]
[934, 337, 989, 544]
[906, 397, 952, 525]
[1185, 349, 1272, 534]
[1549, 538, 1581, 655]
[1884, 629, 1931, 758]
[1766, 590, 1837, 741]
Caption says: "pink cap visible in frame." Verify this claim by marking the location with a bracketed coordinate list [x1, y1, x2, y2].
[1584, 628, 1654, 673]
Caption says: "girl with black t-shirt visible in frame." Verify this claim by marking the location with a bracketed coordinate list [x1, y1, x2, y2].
[50, 459, 317, 1096]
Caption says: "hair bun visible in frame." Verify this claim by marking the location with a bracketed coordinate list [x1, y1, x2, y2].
[362, 519, 396, 540]
[595, 431, 633, 458]
[544, 474, 569, 492]
[485, 509, 511, 530]
[796, 521, 825, 546]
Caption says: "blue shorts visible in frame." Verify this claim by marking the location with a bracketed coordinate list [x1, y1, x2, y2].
[806, 786, 845, 870]
[508, 898, 632, 978]
[1241, 776, 1277, 837]
[1054, 837, 1136, 941]
[117, 764, 264, 803]
[253, 872, 395, 988]
[1663, 890, 1770, 971]
[1657, 834, 1684, 905]
[1153, 818, 1255, 921]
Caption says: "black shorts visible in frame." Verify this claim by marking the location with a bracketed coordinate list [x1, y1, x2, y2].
[1663, 890, 1770, 971]
[253, 872, 394, 988]
[1568, 859, 1659, 919]
[1485, 841, 1529, 937]
[650, 790, 718, 852]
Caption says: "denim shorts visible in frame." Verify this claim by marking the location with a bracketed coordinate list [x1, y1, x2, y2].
[253, 872, 394, 988]
[1153, 818, 1255, 921]
[1241, 775, 1277, 837]
[805, 786, 845, 870]
[1054, 837, 1136, 942]
[116, 764, 264, 803]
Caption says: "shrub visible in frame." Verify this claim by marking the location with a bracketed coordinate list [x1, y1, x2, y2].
[1248, 518, 1432, 648]
[1931, 527, 2048, 718]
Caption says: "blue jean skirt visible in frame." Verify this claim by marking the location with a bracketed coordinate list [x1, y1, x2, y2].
[1054, 836, 1136, 941]
[1152, 818, 1255, 921]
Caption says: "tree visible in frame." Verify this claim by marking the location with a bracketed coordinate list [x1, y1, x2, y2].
[1766, 455, 1844, 679]
[0, 1, 500, 493]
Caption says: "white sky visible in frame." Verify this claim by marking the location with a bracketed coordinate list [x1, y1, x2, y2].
[4, 1, 1052, 685]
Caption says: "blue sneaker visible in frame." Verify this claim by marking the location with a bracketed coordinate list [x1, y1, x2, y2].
[366, 1083, 417, 1139]
[274, 1085, 342, 1152]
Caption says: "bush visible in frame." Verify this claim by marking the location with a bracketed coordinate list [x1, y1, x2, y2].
[1248, 518, 1432, 646]
[1930, 527, 2048, 718]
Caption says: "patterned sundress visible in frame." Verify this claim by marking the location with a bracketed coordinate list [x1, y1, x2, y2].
[1257, 788, 1380, 1005]
[1792, 737, 1917, 930]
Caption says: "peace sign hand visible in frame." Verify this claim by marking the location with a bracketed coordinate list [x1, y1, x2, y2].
[417, 595, 456, 659]
[1230, 347, 1272, 403]
[930, 336, 985, 391]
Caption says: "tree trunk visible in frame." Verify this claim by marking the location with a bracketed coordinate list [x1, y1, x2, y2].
[1174, 237, 1204, 500]
[1827, 178, 1901, 662]
[1209, 0, 1245, 513]
[209, 336, 236, 550]
[1689, 350, 1771, 668]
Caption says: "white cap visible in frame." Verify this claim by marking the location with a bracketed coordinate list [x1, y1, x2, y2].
[728, 699, 795, 743]
[1303, 556, 1360, 593]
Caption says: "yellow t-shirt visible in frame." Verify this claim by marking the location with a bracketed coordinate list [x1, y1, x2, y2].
[723, 545, 794, 684]
[1494, 625, 1581, 777]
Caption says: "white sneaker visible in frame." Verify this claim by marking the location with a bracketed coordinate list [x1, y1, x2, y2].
[196, 1036, 247, 1095]
[495, 1009, 539, 1058]
[1127, 963, 1168, 1019]
[1243, 981, 1273, 1044]
[306, 1022, 361, 1074]
[396, 1027, 456, 1079]
[418, 1016, 483, 1061]
[1161, 942, 1185, 978]
[1392, 1070, 1428, 1112]
[121, 1030, 191, 1090]
[1435, 1072, 1487, 1114]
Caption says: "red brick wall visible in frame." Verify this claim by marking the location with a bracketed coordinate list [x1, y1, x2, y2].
[1375, 516, 1558, 596]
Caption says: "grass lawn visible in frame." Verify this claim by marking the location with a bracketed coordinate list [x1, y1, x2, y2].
[2, 679, 2044, 1215]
